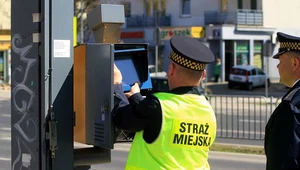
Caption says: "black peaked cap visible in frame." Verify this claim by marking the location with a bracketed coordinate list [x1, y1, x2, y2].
[273, 32, 300, 59]
[169, 36, 215, 71]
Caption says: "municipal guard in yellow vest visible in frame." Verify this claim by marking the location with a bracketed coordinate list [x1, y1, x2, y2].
[265, 32, 300, 170]
[113, 36, 217, 170]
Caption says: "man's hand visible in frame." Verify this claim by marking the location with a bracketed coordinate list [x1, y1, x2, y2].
[114, 64, 122, 84]
[125, 83, 140, 98]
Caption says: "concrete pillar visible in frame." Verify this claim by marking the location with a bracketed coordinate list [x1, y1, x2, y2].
[249, 39, 254, 65]
[220, 40, 225, 82]
[233, 41, 237, 65]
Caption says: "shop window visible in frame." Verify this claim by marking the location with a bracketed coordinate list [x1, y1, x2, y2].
[237, 53, 248, 65]
[181, 0, 191, 15]
[253, 41, 263, 69]
[236, 41, 249, 65]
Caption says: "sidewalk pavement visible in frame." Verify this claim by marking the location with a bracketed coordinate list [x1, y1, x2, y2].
[0, 90, 10, 99]
[0, 84, 10, 90]
[0, 84, 11, 99]
[205, 81, 288, 98]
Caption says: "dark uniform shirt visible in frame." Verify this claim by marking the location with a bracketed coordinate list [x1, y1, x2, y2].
[265, 80, 300, 170]
[112, 84, 205, 143]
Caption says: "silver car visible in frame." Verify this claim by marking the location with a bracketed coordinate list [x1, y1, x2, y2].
[228, 65, 270, 91]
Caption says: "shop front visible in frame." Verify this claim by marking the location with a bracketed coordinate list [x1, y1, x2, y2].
[205, 25, 272, 82]
[253, 41, 263, 69]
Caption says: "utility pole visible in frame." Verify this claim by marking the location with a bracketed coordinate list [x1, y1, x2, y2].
[11, 0, 74, 169]
[154, 10, 160, 75]
[264, 40, 272, 98]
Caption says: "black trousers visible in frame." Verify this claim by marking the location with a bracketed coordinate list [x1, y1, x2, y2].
[215, 75, 219, 82]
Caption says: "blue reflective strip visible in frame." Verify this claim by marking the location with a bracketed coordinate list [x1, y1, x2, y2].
[114, 48, 145, 53]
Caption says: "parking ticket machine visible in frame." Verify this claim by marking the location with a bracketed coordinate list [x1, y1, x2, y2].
[73, 4, 152, 150]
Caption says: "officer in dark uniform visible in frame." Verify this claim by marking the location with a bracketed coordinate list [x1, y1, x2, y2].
[113, 36, 216, 169]
[265, 32, 300, 170]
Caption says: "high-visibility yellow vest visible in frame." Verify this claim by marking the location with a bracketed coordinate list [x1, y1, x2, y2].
[125, 92, 217, 170]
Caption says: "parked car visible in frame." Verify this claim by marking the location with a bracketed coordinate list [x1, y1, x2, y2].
[150, 76, 169, 93]
[148, 76, 212, 98]
[148, 65, 167, 77]
[228, 65, 270, 91]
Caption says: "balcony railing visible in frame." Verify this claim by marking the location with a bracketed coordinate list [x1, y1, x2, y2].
[204, 9, 263, 26]
[125, 15, 171, 28]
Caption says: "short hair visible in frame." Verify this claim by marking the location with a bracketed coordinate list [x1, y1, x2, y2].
[288, 51, 300, 58]
[176, 63, 203, 81]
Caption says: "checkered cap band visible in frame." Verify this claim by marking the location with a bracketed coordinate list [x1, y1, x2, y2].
[170, 51, 206, 71]
[280, 42, 300, 51]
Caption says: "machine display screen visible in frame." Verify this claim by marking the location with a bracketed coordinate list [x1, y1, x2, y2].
[115, 57, 139, 87]
[114, 47, 152, 92]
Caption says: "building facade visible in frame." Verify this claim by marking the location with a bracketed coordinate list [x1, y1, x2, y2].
[204, 0, 300, 81]
[113, 0, 300, 81]
[0, 0, 11, 84]
[2, 0, 300, 83]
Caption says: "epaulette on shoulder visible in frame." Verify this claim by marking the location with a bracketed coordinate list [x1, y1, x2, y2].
[284, 87, 300, 105]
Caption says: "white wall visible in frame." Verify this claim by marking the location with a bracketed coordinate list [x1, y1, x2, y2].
[0, 0, 11, 29]
[263, 0, 300, 29]
[263, 3, 300, 80]
[166, 0, 219, 26]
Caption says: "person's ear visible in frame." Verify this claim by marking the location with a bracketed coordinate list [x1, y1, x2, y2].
[168, 62, 176, 76]
[292, 57, 300, 70]
[201, 70, 207, 79]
